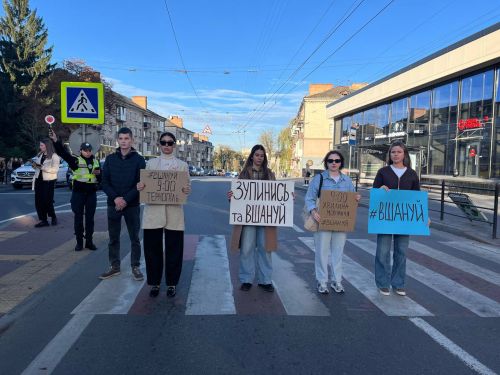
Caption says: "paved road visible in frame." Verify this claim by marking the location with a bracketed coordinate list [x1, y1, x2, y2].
[0, 178, 499, 374]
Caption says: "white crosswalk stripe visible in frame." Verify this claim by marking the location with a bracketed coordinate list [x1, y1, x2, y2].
[299, 237, 432, 317]
[349, 239, 500, 317]
[441, 240, 500, 266]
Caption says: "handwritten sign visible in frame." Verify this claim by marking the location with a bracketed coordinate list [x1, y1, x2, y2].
[230, 180, 294, 227]
[139, 169, 189, 205]
[368, 189, 429, 235]
[318, 191, 358, 232]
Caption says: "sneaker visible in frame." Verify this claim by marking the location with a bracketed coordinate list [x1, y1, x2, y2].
[74, 242, 83, 251]
[331, 281, 345, 294]
[99, 266, 121, 280]
[149, 286, 160, 298]
[258, 283, 275, 292]
[132, 266, 144, 281]
[51, 216, 58, 226]
[240, 283, 252, 291]
[394, 288, 406, 296]
[166, 286, 176, 297]
[85, 241, 97, 250]
[379, 287, 390, 296]
[34, 220, 49, 228]
[317, 282, 329, 294]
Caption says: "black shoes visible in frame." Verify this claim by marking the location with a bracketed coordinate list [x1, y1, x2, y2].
[149, 286, 160, 298]
[75, 242, 83, 251]
[240, 283, 252, 291]
[85, 241, 97, 250]
[166, 286, 176, 297]
[51, 216, 58, 226]
[258, 283, 275, 293]
[34, 220, 49, 228]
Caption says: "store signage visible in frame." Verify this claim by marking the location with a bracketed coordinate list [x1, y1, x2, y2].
[457, 117, 485, 132]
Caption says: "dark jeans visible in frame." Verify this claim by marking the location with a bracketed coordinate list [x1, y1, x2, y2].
[71, 190, 97, 241]
[35, 179, 56, 221]
[143, 228, 184, 286]
[107, 205, 141, 269]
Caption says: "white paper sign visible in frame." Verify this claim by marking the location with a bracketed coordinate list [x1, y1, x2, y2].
[229, 180, 295, 227]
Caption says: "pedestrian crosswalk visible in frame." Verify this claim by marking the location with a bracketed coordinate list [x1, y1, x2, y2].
[74, 234, 500, 319]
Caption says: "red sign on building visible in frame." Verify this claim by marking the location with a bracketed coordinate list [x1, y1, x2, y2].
[457, 117, 488, 131]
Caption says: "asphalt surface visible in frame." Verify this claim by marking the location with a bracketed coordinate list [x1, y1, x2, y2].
[0, 178, 499, 374]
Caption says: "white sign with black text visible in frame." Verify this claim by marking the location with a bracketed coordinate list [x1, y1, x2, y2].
[229, 180, 295, 227]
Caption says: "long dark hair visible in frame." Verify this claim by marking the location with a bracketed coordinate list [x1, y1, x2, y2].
[239, 144, 271, 180]
[39, 138, 55, 159]
[386, 140, 411, 167]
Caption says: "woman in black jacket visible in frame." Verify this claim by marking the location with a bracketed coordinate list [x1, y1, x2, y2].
[373, 140, 420, 297]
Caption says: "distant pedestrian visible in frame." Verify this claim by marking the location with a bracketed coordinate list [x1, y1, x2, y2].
[373, 140, 422, 297]
[227, 144, 277, 293]
[304, 166, 311, 186]
[99, 127, 146, 281]
[137, 132, 191, 298]
[305, 150, 360, 294]
[6, 157, 13, 183]
[0, 159, 5, 184]
[49, 129, 100, 251]
[33, 139, 60, 227]
[12, 157, 21, 170]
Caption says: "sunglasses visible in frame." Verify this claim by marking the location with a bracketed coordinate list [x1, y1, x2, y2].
[160, 140, 175, 146]
[327, 158, 342, 164]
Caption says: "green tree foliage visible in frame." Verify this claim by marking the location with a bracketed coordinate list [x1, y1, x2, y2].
[0, 0, 54, 157]
[213, 146, 244, 171]
[277, 121, 294, 175]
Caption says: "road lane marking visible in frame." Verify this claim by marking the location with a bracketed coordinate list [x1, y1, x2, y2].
[185, 235, 236, 315]
[410, 241, 500, 286]
[72, 253, 146, 315]
[272, 253, 330, 316]
[349, 239, 500, 317]
[441, 241, 500, 265]
[409, 318, 497, 375]
[299, 237, 431, 317]
[21, 314, 95, 375]
[293, 224, 304, 233]
[0, 230, 26, 241]
[0, 255, 39, 261]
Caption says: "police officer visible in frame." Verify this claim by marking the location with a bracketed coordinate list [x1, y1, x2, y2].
[49, 130, 100, 251]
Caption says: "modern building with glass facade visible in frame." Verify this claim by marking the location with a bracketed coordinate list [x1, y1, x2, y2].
[326, 23, 500, 183]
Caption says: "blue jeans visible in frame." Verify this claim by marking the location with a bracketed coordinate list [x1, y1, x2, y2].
[314, 230, 347, 284]
[239, 225, 272, 284]
[374, 234, 409, 289]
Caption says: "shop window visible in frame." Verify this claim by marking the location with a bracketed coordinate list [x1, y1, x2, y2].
[494, 68, 500, 178]
[341, 116, 352, 145]
[362, 108, 376, 143]
[389, 97, 408, 137]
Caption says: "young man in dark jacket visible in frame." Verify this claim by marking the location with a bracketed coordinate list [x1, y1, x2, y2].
[100, 127, 146, 281]
[49, 130, 100, 251]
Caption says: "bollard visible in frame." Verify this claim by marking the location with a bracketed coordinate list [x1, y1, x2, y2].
[440, 180, 445, 221]
[493, 183, 499, 239]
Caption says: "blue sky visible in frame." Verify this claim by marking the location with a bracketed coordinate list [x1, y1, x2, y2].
[2, 0, 500, 149]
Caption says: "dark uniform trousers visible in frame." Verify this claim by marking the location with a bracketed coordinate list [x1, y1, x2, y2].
[71, 189, 97, 241]
[143, 228, 184, 286]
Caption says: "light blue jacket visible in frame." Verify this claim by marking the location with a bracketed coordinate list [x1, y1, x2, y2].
[305, 170, 355, 213]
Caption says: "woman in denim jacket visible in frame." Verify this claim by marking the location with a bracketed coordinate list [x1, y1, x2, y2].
[305, 150, 360, 295]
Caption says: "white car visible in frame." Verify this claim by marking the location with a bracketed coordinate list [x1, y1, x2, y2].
[11, 160, 69, 189]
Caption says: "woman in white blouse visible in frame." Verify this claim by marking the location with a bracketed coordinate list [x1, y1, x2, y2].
[32, 139, 60, 227]
[137, 132, 191, 298]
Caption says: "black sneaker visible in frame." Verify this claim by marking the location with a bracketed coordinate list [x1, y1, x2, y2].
[166, 286, 176, 297]
[75, 242, 83, 251]
[99, 266, 120, 279]
[379, 287, 390, 296]
[51, 216, 58, 226]
[240, 283, 252, 291]
[85, 241, 97, 250]
[34, 220, 49, 228]
[258, 283, 275, 292]
[149, 286, 160, 298]
[132, 266, 144, 281]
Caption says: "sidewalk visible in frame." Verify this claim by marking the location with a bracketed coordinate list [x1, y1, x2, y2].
[294, 179, 500, 247]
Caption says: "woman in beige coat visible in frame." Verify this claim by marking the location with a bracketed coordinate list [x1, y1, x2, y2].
[33, 139, 60, 227]
[137, 132, 191, 298]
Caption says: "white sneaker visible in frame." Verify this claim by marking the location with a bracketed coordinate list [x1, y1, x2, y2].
[394, 288, 406, 296]
[317, 282, 329, 294]
[330, 281, 345, 294]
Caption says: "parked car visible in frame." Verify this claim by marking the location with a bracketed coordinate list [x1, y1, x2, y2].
[11, 159, 69, 189]
[196, 167, 204, 176]
[230, 171, 239, 178]
[189, 165, 197, 176]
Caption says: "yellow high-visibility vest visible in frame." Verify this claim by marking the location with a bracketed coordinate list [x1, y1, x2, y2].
[73, 156, 99, 184]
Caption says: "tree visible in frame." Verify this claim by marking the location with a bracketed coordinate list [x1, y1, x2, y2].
[276, 123, 293, 176]
[213, 145, 244, 171]
[259, 130, 277, 171]
[0, 0, 54, 157]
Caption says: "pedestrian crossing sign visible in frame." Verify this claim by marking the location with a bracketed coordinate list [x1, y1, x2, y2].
[61, 82, 104, 124]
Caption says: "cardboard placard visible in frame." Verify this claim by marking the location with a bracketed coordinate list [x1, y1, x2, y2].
[318, 191, 358, 232]
[139, 169, 189, 205]
[229, 180, 295, 227]
[368, 189, 430, 235]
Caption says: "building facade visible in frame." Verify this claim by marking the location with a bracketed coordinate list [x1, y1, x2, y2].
[290, 83, 366, 176]
[326, 23, 500, 182]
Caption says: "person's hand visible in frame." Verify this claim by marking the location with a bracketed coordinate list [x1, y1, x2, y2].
[182, 185, 191, 195]
[227, 190, 233, 201]
[137, 182, 145, 191]
[93, 169, 100, 176]
[114, 197, 127, 210]
[292, 192, 296, 201]
[427, 218, 431, 227]
[380, 185, 390, 192]
[48, 129, 57, 142]
[311, 208, 320, 222]
[355, 194, 361, 202]
[31, 162, 41, 169]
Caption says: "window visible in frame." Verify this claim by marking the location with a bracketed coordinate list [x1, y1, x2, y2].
[390, 98, 408, 136]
